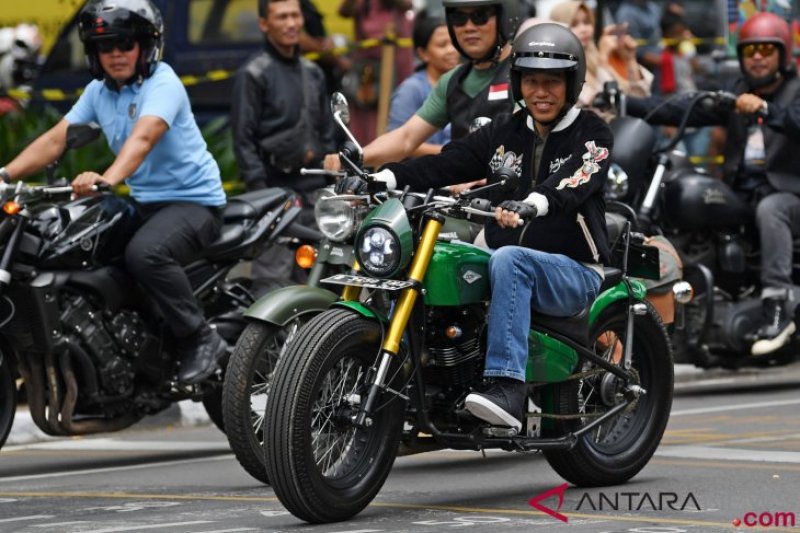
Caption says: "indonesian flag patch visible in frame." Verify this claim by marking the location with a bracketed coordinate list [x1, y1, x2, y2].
[488, 83, 509, 101]
[556, 141, 609, 189]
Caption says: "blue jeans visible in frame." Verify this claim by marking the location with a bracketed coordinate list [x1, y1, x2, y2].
[485, 246, 602, 382]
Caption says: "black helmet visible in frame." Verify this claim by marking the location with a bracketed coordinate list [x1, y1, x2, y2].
[78, 0, 164, 81]
[442, 0, 521, 62]
[510, 23, 586, 111]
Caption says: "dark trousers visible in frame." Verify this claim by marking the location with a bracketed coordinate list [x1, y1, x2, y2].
[125, 202, 222, 339]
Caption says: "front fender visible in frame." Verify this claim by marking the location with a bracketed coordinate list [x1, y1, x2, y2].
[332, 300, 389, 323]
[244, 285, 339, 326]
[589, 279, 647, 326]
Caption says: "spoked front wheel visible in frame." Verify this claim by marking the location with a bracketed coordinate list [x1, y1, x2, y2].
[222, 318, 306, 484]
[543, 300, 673, 486]
[264, 309, 405, 523]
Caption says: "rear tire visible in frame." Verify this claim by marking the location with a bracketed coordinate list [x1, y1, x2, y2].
[264, 309, 405, 523]
[222, 318, 307, 484]
[543, 300, 673, 486]
[202, 388, 225, 433]
[0, 353, 16, 450]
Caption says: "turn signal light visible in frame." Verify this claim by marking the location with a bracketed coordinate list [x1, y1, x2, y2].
[3, 201, 20, 215]
[295, 245, 317, 269]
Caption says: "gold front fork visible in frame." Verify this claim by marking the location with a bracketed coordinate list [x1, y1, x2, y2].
[356, 215, 443, 427]
[382, 216, 443, 355]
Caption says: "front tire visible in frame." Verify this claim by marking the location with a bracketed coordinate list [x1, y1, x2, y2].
[0, 352, 17, 449]
[543, 300, 673, 486]
[222, 318, 307, 484]
[264, 309, 405, 523]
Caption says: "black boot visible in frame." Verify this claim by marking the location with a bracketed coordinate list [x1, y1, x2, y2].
[177, 325, 228, 384]
[464, 377, 527, 433]
[751, 298, 795, 356]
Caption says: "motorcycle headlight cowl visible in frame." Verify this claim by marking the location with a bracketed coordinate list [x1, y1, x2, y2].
[356, 226, 401, 277]
[315, 190, 362, 242]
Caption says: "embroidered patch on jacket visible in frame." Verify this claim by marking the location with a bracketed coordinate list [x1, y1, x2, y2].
[489, 145, 523, 177]
[556, 141, 609, 190]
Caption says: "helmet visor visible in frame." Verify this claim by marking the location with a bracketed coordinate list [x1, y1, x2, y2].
[513, 52, 579, 71]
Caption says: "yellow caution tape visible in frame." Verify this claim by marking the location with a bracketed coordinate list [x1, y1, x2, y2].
[4, 34, 413, 102]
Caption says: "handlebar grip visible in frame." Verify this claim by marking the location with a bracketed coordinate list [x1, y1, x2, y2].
[93, 182, 112, 192]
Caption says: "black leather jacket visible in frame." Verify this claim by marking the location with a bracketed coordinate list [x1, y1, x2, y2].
[626, 72, 800, 195]
[385, 109, 613, 265]
[231, 40, 336, 191]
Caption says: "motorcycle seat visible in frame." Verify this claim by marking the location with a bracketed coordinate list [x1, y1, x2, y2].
[204, 223, 246, 257]
[531, 307, 589, 347]
[222, 188, 291, 221]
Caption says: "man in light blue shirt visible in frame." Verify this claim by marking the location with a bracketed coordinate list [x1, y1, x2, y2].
[0, 0, 227, 384]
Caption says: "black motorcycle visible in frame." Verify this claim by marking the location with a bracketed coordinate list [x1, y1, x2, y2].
[0, 123, 314, 449]
[601, 85, 797, 368]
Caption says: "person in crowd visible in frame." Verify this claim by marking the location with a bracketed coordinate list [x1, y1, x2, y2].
[0, 23, 42, 115]
[549, 0, 652, 108]
[231, 0, 336, 294]
[298, 0, 351, 95]
[338, 0, 414, 141]
[336, 23, 611, 431]
[614, 0, 663, 88]
[624, 12, 800, 356]
[0, 0, 228, 384]
[387, 15, 459, 157]
[325, 0, 522, 174]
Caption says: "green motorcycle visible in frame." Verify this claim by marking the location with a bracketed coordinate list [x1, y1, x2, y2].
[262, 167, 674, 523]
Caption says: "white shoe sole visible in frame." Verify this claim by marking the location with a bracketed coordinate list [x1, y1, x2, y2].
[464, 393, 522, 432]
[751, 321, 796, 356]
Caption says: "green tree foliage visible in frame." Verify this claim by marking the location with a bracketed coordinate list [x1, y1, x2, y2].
[0, 104, 241, 191]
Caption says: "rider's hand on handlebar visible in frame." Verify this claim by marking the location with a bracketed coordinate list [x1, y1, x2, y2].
[496, 200, 537, 228]
[323, 153, 342, 172]
[72, 171, 110, 197]
[334, 175, 368, 195]
[735, 93, 768, 116]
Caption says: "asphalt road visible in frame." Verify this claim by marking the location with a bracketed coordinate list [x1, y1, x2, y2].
[1, 364, 800, 533]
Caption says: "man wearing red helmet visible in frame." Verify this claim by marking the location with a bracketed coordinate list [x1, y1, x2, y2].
[626, 12, 800, 356]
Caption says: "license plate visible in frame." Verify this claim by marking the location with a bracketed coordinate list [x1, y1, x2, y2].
[322, 273, 414, 291]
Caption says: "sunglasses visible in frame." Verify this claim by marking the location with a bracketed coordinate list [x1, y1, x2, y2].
[95, 38, 137, 54]
[448, 7, 496, 27]
[741, 42, 777, 58]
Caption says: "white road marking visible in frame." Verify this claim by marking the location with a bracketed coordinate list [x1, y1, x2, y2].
[77, 520, 213, 533]
[670, 398, 800, 416]
[187, 529, 257, 533]
[656, 445, 800, 463]
[0, 515, 54, 523]
[4, 439, 229, 452]
[0, 454, 232, 483]
[34, 522, 89, 528]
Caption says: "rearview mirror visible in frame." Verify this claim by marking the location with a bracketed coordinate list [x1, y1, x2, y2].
[330, 92, 350, 125]
[65, 123, 101, 151]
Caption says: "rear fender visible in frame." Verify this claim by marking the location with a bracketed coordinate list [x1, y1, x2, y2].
[589, 279, 647, 326]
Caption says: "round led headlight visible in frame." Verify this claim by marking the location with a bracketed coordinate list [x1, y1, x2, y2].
[315, 190, 357, 242]
[356, 226, 400, 277]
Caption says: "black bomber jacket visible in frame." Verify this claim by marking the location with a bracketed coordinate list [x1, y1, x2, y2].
[384, 108, 613, 265]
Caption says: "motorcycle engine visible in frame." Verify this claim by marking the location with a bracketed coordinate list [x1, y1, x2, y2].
[60, 294, 150, 396]
[423, 306, 485, 388]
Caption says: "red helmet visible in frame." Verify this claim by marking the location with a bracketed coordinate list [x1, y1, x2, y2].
[737, 12, 794, 73]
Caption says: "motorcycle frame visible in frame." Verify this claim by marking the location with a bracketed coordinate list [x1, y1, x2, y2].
[345, 211, 648, 452]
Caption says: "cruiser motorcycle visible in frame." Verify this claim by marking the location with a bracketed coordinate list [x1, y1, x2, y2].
[0, 123, 312, 449]
[600, 84, 794, 368]
[260, 95, 674, 523]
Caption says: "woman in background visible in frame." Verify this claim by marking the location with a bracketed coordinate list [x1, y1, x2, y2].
[388, 15, 459, 157]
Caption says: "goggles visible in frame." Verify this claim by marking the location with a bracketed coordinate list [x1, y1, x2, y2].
[741, 42, 777, 58]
